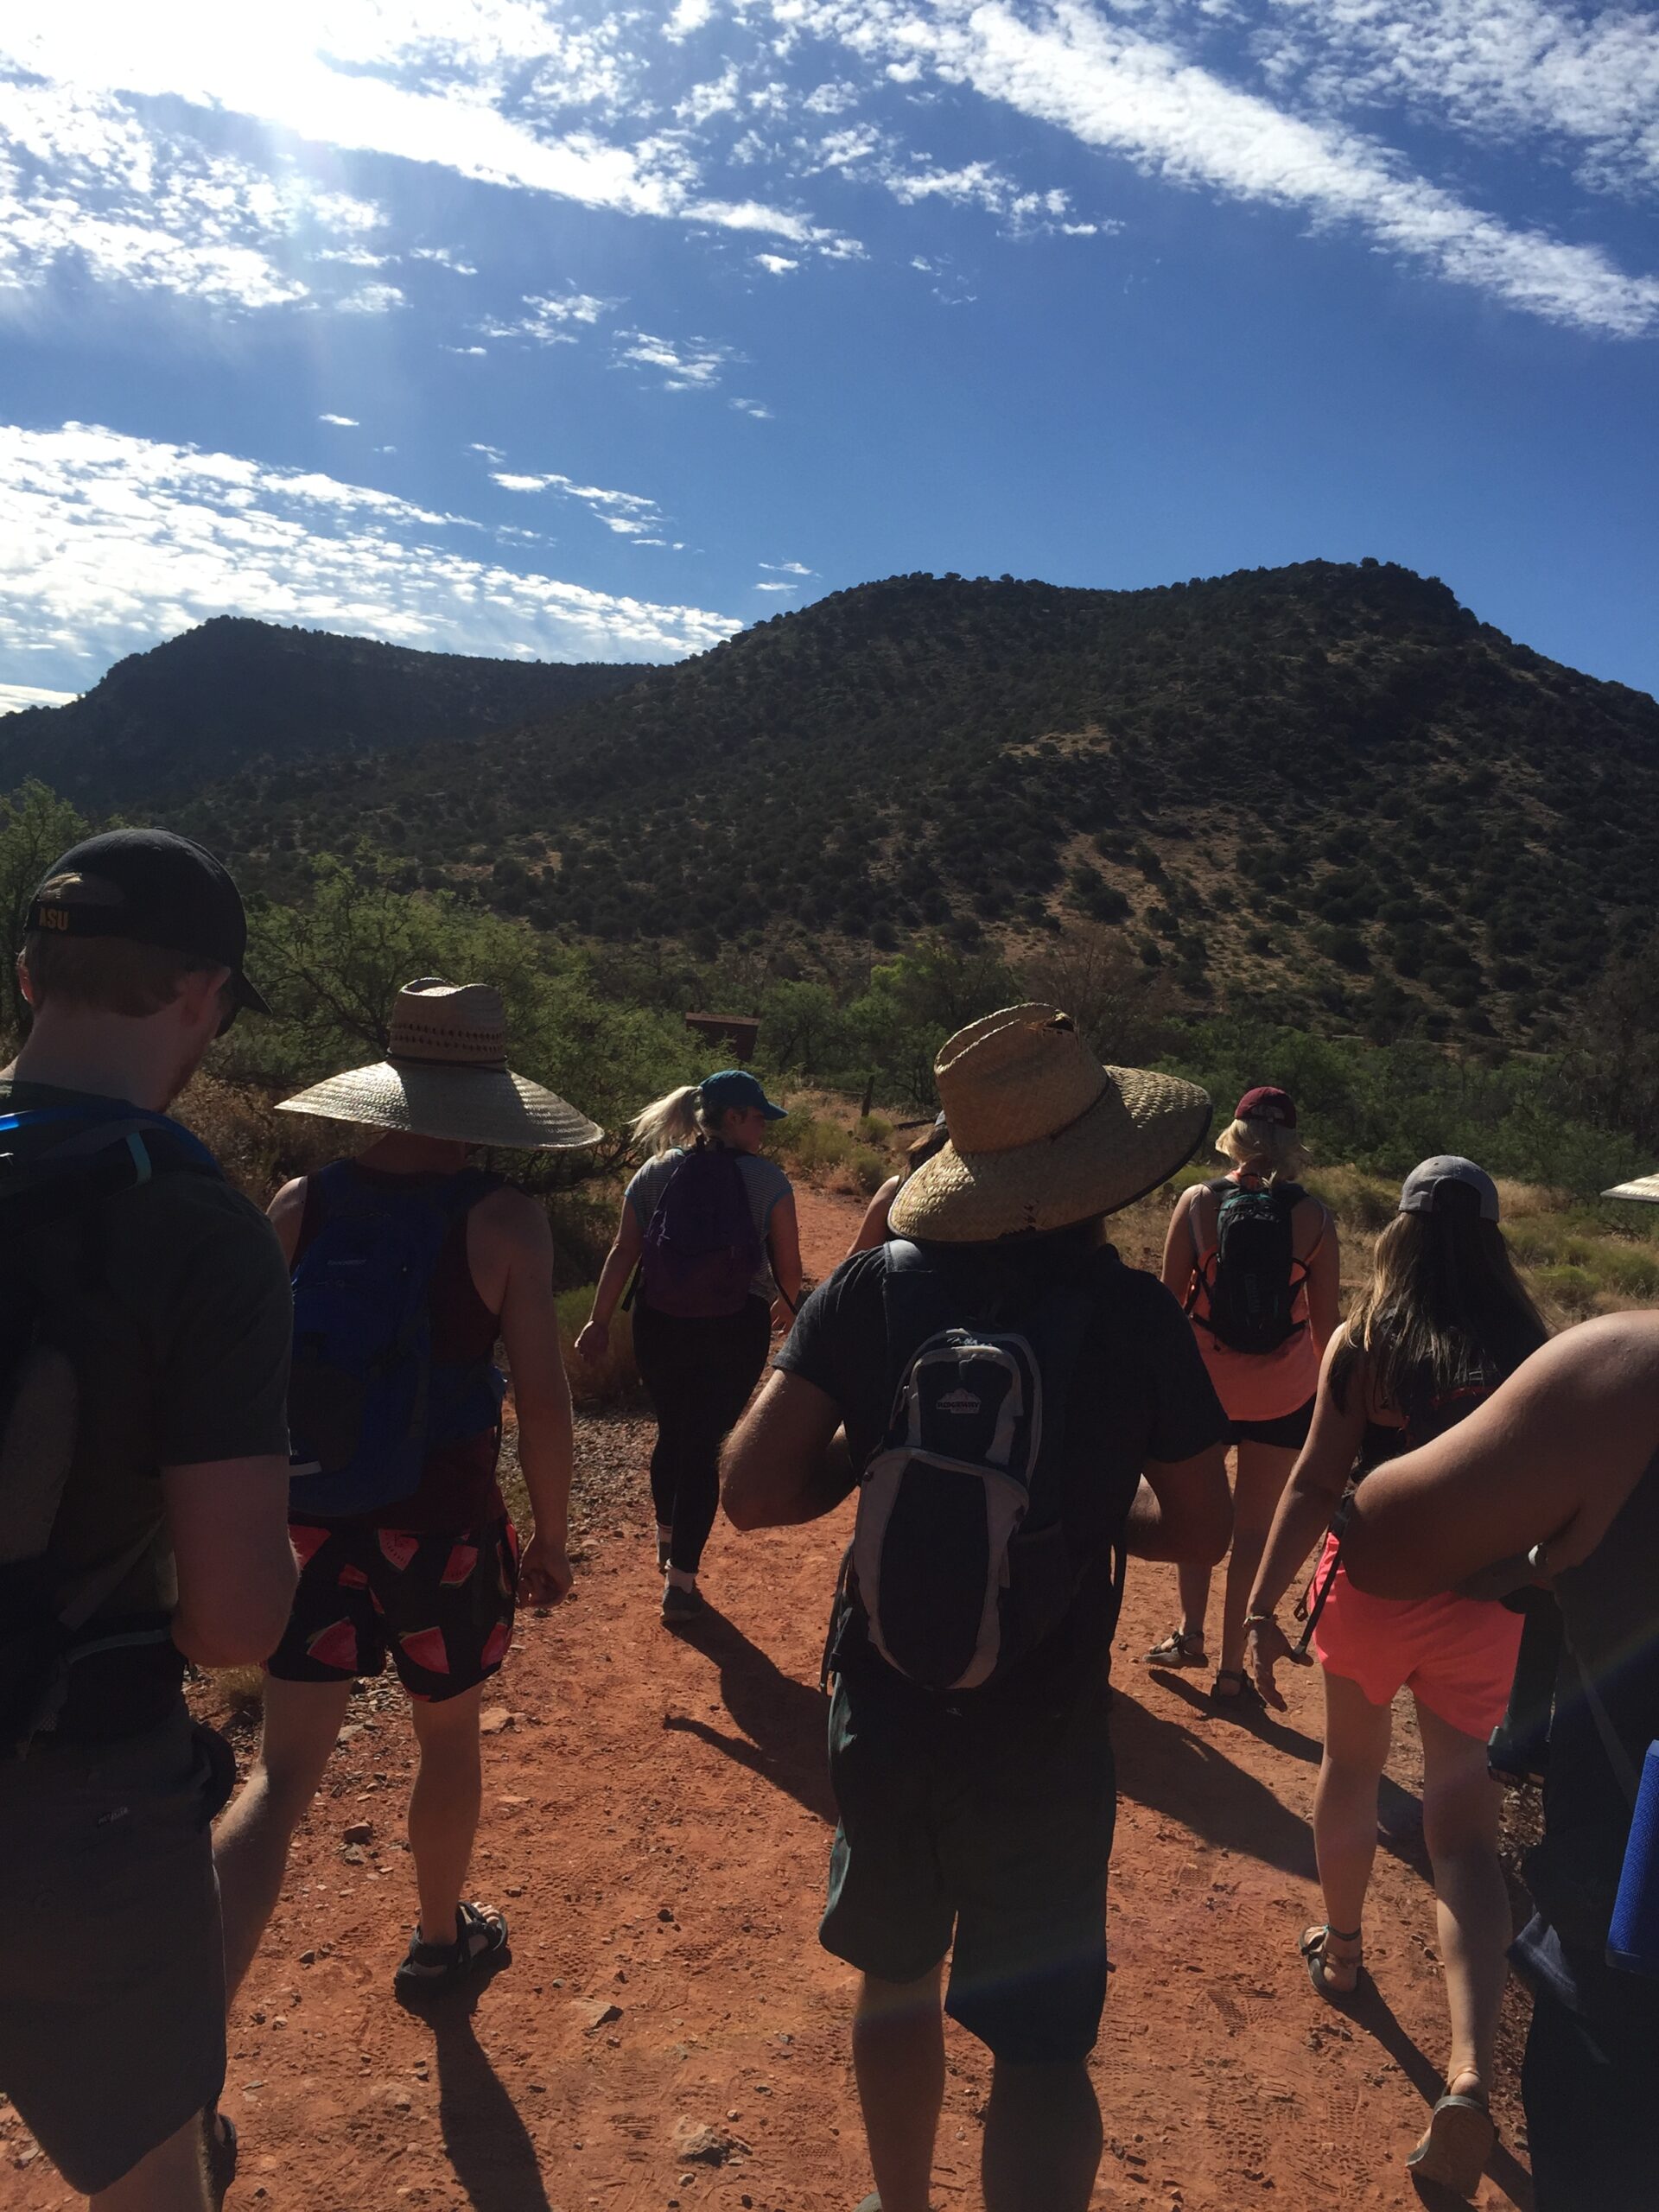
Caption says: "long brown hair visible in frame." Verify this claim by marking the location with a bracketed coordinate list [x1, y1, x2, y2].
[1331, 1180, 1548, 1416]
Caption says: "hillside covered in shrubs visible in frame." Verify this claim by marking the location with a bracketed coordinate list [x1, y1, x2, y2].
[159, 560, 1659, 1050]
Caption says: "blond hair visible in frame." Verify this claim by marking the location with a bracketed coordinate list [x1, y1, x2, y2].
[21, 871, 228, 1019]
[1215, 1116, 1309, 1183]
[631, 1083, 724, 1155]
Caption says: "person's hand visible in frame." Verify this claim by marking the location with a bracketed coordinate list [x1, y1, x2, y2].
[575, 1318, 608, 1369]
[519, 1531, 575, 1606]
[770, 1295, 794, 1336]
[1245, 1613, 1301, 1712]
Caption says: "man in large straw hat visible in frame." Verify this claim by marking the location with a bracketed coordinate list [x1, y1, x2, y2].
[214, 979, 601, 2006]
[723, 1006, 1233, 2212]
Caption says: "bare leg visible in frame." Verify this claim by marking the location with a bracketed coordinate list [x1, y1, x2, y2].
[90, 2112, 207, 2212]
[1309, 1669, 1392, 1990]
[1173, 1562, 1211, 1650]
[1218, 1441, 1298, 1678]
[214, 1675, 353, 2000]
[1415, 1698, 1510, 2099]
[407, 1683, 486, 1948]
[852, 1966, 944, 2212]
[982, 2058, 1103, 2212]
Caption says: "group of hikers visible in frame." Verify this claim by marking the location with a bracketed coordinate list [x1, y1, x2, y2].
[0, 825, 1655, 2212]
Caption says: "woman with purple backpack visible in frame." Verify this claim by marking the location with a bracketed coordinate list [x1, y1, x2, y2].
[579, 1071, 802, 1624]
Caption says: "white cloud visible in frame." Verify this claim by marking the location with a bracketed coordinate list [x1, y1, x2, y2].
[775, 0, 1659, 333]
[487, 463, 668, 537]
[731, 396, 774, 417]
[0, 421, 738, 683]
[614, 327, 736, 389]
[478, 289, 614, 346]
[468, 442, 506, 462]
[335, 280, 406, 314]
[0, 67, 391, 312]
[665, 0, 717, 42]
[754, 580, 798, 591]
[318, 413, 359, 427]
[409, 244, 478, 271]
[1261, 0, 1659, 197]
[0, 679, 76, 714]
[754, 250, 799, 271]
[761, 559, 816, 574]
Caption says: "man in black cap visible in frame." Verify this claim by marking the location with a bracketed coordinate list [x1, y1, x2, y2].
[0, 830, 297, 2209]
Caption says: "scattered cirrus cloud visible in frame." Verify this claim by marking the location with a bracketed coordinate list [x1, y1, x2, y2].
[487, 461, 671, 540]
[478, 289, 615, 346]
[761, 560, 815, 575]
[318, 413, 359, 428]
[614, 327, 737, 390]
[0, 421, 740, 685]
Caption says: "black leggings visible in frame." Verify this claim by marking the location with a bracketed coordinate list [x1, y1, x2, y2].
[632, 1296, 772, 1573]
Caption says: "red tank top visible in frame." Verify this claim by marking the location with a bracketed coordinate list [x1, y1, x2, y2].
[291, 1164, 505, 1534]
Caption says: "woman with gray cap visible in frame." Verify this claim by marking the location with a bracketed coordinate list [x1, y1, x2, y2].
[1243, 1156, 1548, 2196]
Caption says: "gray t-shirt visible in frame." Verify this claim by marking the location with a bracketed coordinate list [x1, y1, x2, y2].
[625, 1147, 793, 1300]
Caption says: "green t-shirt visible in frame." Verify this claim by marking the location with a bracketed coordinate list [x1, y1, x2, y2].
[1, 1079, 293, 1734]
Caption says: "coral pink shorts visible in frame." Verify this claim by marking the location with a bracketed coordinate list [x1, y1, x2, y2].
[1308, 1535, 1523, 1741]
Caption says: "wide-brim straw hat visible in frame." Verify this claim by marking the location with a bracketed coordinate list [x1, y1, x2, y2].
[888, 1003, 1212, 1243]
[277, 978, 603, 1152]
[1604, 1173, 1659, 1204]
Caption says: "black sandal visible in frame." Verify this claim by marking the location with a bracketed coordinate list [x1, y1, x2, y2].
[1299, 1923, 1363, 2003]
[1407, 2088, 1496, 2196]
[1144, 1628, 1206, 1666]
[202, 2110, 237, 2209]
[393, 1900, 509, 1999]
[1209, 1668, 1261, 1707]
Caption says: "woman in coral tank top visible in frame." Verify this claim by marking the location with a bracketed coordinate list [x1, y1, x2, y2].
[1148, 1086, 1339, 1701]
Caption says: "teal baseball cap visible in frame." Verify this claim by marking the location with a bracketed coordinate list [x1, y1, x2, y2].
[699, 1069, 786, 1120]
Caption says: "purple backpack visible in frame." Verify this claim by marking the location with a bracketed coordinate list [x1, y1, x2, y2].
[639, 1144, 764, 1318]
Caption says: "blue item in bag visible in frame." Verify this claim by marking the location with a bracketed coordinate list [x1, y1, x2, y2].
[286, 1165, 505, 1516]
[1609, 1739, 1659, 1979]
[639, 1143, 763, 1319]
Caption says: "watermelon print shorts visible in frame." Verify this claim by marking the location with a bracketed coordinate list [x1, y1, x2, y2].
[268, 1514, 520, 1702]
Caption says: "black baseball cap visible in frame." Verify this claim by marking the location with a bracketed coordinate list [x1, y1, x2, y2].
[28, 828, 270, 1017]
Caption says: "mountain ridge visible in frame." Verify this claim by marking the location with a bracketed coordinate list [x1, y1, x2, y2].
[0, 616, 652, 798]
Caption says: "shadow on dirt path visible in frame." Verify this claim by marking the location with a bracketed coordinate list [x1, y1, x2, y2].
[661, 1602, 837, 1824]
[423, 1971, 551, 2212]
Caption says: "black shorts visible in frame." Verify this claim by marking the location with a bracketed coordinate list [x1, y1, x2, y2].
[269, 1513, 519, 1702]
[822, 1674, 1115, 2064]
[0, 1709, 236, 2194]
[1224, 1395, 1314, 1450]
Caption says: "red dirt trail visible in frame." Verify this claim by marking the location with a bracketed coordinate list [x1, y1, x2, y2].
[7, 1188, 1535, 2212]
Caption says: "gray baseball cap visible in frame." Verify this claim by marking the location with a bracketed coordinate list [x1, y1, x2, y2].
[1398, 1155, 1500, 1221]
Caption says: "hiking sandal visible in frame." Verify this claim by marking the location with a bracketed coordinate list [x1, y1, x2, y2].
[1406, 2089, 1497, 2196]
[1209, 1668, 1261, 1707]
[1300, 1923, 1363, 2002]
[1144, 1627, 1206, 1666]
[393, 1900, 509, 1998]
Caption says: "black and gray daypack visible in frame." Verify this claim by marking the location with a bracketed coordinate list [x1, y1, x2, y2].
[848, 1242, 1103, 1694]
[1189, 1174, 1307, 1356]
[0, 1103, 219, 1757]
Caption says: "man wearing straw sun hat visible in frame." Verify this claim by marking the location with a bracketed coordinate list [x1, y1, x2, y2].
[214, 978, 601, 2007]
[723, 1005, 1233, 2212]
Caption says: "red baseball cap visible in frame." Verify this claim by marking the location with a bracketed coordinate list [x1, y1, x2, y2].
[1235, 1085, 1297, 1128]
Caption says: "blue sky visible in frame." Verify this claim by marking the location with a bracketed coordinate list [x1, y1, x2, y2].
[1, 0, 1656, 715]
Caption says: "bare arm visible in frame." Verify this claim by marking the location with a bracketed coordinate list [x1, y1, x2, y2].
[767, 1192, 804, 1330]
[847, 1177, 901, 1257]
[495, 1196, 575, 1605]
[575, 1201, 643, 1365]
[1302, 1204, 1340, 1353]
[721, 1369, 855, 1530]
[165, 1458, 297, 1668]
[1344, 1313, 1659, 1599]
[267, 1175, 307, 1265]
[1122, 1442, 1233, 1562]
[1248, 1331, 1367, 1620]
[1160, 1187, 1198, 1303]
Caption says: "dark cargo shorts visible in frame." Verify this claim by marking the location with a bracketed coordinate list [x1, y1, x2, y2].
[0, 1708, 236, 2194]
[822, 1671, 1116, 2064]
[269, 1512, 519, 1701]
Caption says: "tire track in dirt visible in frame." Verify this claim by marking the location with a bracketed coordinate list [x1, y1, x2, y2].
[5, 1187, 1534, 2209]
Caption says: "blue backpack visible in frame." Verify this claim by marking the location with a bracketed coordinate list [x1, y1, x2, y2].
[638, 1142, 763, 1319]
[286, 1165, 505, 1516]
